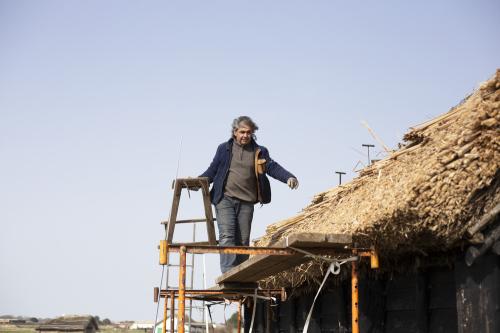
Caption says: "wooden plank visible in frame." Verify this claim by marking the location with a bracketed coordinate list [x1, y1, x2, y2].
[415, 273, 428, 333]
[358, 278, 385, 333]
[230, 255, 277, 281]
[428, 268, 456, 309]
[455, 253, 500, 333]
[278, 298, 297, 333]
[386, 286, 416, 311]
[428, 309, 458, 333]
[283, 232, 352, 248]
[385, 310, 419, 333]
[320, 290, 349, 331]
[216, 233, 352, 284]
[234, 233, 353, 281]
[244, 253, 313, 282]
[295, 294, 321, 332]
[216, 250, 307, 283]
[240, 255, 308, 283]
[215, 254, 289, 284]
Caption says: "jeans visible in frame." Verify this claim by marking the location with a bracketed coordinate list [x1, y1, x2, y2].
[215, 196, 254, 273]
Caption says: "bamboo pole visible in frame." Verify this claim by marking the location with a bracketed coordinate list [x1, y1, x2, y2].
[170, 291, 175, 333]
[162, 293, 168, 333]
[237, 300, 242, 333]
[351, 260, 359, 333]
[177, 246, 187, 333]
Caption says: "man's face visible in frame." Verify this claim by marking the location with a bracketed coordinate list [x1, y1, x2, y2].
[233, 124, 253, 145]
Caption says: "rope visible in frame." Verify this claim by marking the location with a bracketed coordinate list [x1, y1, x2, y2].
[287, 243, 360, 333]
[248, 288, 258, 333]
[223, 302, 227, 327]
[289, 246, 358, 265]
[302, 258, 357, 333]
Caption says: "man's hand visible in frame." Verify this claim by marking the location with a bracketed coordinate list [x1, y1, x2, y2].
[287, 177, 299, 190]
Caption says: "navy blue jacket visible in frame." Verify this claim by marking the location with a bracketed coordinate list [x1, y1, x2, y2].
[200, 138, 295, 205]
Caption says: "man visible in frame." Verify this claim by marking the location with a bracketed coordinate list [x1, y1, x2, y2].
[200, 116, 298, 273]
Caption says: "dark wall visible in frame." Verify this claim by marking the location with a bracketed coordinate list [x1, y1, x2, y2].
[244, 253, 500, 333]
[455, 253, 500, 333]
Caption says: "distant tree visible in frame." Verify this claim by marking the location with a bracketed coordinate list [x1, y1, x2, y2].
[93, 316, 100, 324]
[102, 318, 112, 325]
[29, 318, 39, 323]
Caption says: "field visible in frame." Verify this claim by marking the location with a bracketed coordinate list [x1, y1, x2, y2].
[0, 325, 147, 333]
[0, 324, 36, 333]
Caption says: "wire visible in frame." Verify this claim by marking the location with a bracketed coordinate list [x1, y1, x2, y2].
[175, 137, 183, 180]
[206, 304, 214, 326]
[152, 137, 184, 333]
[152, 267, 166, 333]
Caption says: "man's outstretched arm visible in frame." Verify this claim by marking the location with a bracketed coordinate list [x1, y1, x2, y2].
[263, 149, 299, 189]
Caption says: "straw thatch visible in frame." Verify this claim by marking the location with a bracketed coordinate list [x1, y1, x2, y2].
[258, 70, 500, 289]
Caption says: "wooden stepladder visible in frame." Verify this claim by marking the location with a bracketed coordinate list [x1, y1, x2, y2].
[165, 177, 217, 245]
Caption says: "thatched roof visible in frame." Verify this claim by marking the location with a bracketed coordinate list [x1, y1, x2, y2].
[37, 316, 99, 332]
[258, 70, 499, 288]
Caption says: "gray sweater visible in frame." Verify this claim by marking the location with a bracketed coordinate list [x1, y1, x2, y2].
[224, 142, 257, 203]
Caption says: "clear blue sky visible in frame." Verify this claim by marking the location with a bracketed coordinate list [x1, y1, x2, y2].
[1, 0, 498, 322]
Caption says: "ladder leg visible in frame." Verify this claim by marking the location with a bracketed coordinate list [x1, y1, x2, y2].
[167, 181, 182, 243]
[201, 182, 217, 245]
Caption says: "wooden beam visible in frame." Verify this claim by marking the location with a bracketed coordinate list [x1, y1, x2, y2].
[466, 203, 500, 237]
[466, 222, 500, 266]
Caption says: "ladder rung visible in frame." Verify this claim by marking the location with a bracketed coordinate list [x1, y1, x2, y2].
[175, 177, 209, 189]
[166, 264, 194, 268]
[170, 241, 217, 246]
[161, 218, 216, 225]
